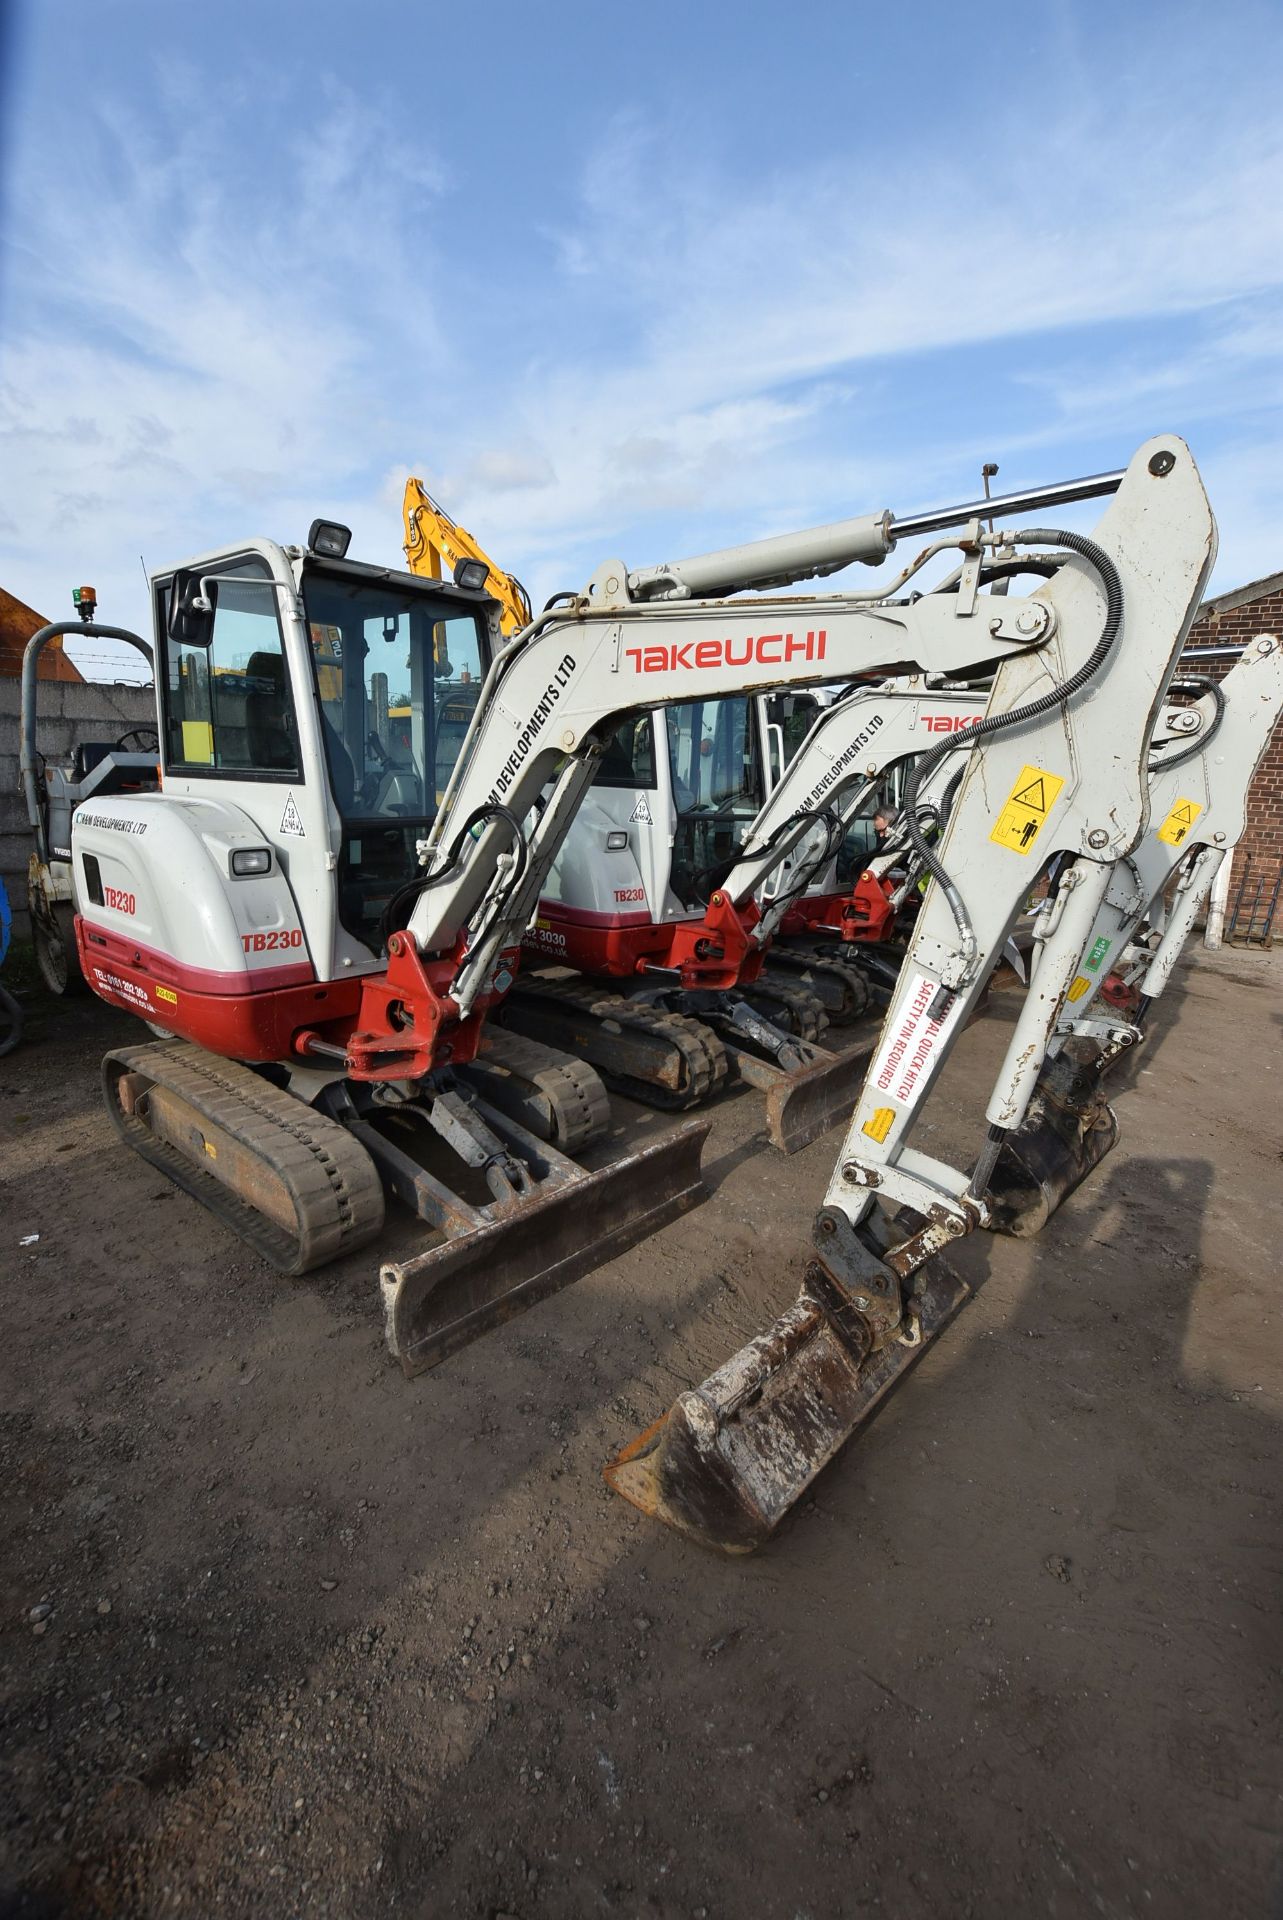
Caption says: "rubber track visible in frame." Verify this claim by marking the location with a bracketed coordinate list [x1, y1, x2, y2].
[500, 977, 727, 1111]
[102, 1041, 385, 1276]
[473, 1027, 611, 1154]
[765, 946, 873, 1025]
[741, 977, 829, 1044]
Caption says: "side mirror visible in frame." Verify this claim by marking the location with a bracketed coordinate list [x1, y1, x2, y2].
[168, 569, 216, 647]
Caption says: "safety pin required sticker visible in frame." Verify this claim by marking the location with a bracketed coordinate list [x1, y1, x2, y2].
[990, 764, 1066, 855]
[861, 971, 965, 1130]
[1156, 797, 1203, 847]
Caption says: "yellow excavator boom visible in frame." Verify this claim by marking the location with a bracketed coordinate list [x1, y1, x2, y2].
[402, 477, 532, 635]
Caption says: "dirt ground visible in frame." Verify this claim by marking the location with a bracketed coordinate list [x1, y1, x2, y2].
[1, 948, 1280, 1920]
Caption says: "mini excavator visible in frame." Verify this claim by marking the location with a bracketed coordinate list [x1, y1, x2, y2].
[498, 677, 995, 1149]
[66, 441, 1262, 1552]
[399, 484, 993, 1144]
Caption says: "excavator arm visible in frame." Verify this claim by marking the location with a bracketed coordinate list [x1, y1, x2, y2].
[407, 582, 1052, 1012]
[597, 438, 1218, 1549]
[718, 679, 985, 945]
[403, 477, 533, 635]
[981, 632, 1283, 1234]
[1059, 635, 1283, 1034]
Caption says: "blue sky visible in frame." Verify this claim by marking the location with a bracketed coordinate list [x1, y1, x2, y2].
[3, 0, 1282, 678]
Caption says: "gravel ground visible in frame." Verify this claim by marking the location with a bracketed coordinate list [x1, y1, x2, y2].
[1, 947, 1280, 1919]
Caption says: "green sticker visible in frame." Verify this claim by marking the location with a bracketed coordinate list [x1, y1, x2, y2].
[1085, 936, 1111, 973]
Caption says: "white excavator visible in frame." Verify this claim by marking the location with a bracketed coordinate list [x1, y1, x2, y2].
[495, 674, 992, 1151]
[397, 484, 995, 1141]
[982, 632, 1283, 1234]
[66, 437, 1271, 1550]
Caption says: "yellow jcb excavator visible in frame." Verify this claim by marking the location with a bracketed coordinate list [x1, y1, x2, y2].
[402, 480, 532, 636]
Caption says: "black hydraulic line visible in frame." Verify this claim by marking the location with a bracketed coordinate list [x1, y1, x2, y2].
[1148, 674, 1226, 770]
[758, 809, 846, 921]
[900, 528, 1125, 969]
[936, 558, 1059, 593]
[713, 805, 843, 907]
[380, 804, 528, 945]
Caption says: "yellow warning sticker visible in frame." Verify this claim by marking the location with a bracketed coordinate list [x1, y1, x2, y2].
[862, 1105, 896, 1143]
[155, 985, 178, 1006]
[1066, 975, 1092, 1003]
[990, 765, 1067, 855]
[181, 719, 214, 765]
[1156, 797, 1203, 848]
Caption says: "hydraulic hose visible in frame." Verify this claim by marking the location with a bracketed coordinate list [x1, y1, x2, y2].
[1148, 674, 1225, 769]
[380, 804, 528, 945]
[759, 808, 846, 921]
[711, 805, 844, 904]
[900, 528, 1125, 973]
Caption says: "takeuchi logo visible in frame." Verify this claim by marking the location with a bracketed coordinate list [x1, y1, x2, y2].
[625, 631, 827, 673]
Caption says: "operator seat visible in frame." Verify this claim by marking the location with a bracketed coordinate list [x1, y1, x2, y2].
[245, 653, 297, 771]
[321, 710, 360, 814]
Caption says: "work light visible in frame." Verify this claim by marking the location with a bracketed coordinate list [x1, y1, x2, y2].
[308, 520, 352, 559]
[230, 848, 273, 877]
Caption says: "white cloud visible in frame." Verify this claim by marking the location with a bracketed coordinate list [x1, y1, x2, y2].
[5, 17, 1283, 672]
[0, 72, 451, 653]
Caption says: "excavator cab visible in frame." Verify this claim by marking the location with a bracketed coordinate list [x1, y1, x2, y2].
[296, 567, 490, 951]
[152, 540, 500, 974]
[666, 694, 767, 909]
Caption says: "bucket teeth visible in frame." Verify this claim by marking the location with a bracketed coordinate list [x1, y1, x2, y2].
[605, 1256, 971, 1553]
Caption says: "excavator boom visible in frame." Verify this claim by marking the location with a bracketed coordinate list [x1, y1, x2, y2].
[403, 478, 533, 635]
[984, 633, 1283, 1234]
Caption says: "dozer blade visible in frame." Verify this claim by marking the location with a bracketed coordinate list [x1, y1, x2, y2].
[739, 1041, 875, 1156]
[382, 1119, 709, 1376]
[605, 1254, 970, 1553]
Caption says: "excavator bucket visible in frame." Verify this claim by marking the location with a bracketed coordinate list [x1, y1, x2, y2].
[605, 1249, 970, 1552]
[382, 1116, 709, 1375]
[985, 1041, 1119, 1237]
[727, 1041, 876, 1155]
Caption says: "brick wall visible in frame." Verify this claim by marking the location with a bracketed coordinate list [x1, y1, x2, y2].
[1182, 572, 1283, 943]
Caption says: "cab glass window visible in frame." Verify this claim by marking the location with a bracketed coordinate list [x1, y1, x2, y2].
[665, 696, 762, 814]
[298, 569, 489, 955]
[665, 696, 766, 909]
[592, 713, 657, 788]
[764, 691, 822, 776]
[301, 573, 485, 821]
[161, 557, 298, 776]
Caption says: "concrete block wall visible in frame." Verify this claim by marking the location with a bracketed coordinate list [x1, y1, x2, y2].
[0, 676, 156, 941]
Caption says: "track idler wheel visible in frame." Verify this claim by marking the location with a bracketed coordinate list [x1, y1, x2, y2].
[985, 1040, 1119, 1238]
